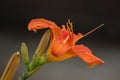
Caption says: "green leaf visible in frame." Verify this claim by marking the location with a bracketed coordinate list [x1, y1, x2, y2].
[35, 29, 50, 56]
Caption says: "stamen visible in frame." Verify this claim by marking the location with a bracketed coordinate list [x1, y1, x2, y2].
[66, 19, 73, 32]
[81, 24, 104, 39]
[66, 19, 74, 42]
[66, 21, 70, 32]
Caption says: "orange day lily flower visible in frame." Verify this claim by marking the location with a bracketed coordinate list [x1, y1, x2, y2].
[28, 18, 104, 67]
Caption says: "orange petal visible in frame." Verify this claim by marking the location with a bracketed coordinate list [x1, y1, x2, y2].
[51, 27, 72, 57]
[72, 33, 83, 43]
[28, 18, 61, 38]
[72, 45, 104, 67]
[28, 18, 58, 30]
[51, 26, 83, 57]
[47, 49, 76, 62]
[51, 40, 71, 57]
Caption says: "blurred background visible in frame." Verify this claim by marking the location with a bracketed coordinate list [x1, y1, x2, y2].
[0, 0, 120, 80]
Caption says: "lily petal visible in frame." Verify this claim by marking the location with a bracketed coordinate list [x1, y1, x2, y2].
[51, 27, 72, 57]
[28, 18, 61, 38]
[72, 45, 104, 67]
[47, 49, 76, 62]
[28, 18, 58, 30]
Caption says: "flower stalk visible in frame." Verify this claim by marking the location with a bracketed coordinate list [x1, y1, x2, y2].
[20, 29, 50, 80]
[20, 55, 48, 80]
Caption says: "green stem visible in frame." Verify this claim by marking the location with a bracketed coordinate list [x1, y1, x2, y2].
[20, 70, 29, 80]
[20, 55, 48, 80]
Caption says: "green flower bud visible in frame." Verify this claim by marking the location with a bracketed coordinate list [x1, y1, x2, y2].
[21, 42, 29, 65]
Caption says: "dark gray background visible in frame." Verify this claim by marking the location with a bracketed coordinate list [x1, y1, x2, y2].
[0, 0, 120, 80]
